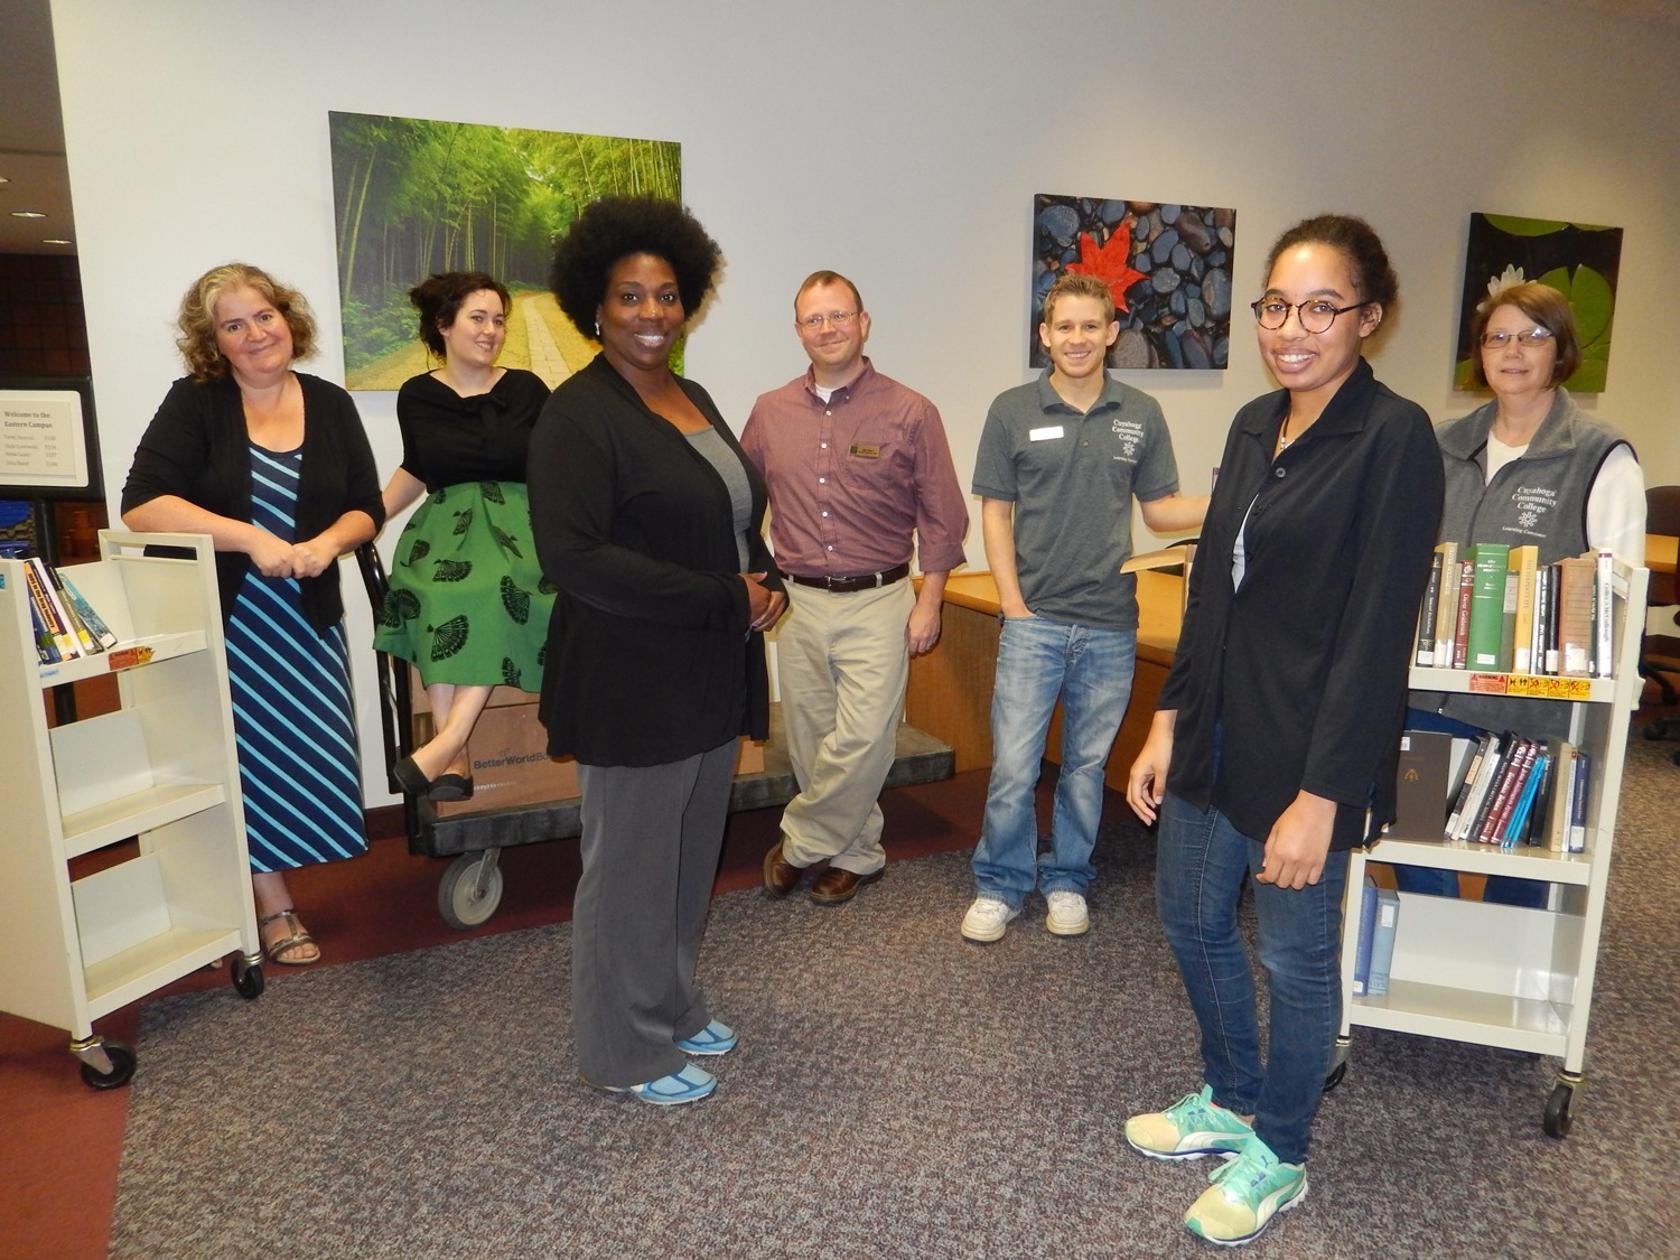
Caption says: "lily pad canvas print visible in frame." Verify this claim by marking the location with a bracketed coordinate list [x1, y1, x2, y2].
[1454, 212, 1622, 393]
[1031, 194, 1235, 370]
[329, 111, 680, 390]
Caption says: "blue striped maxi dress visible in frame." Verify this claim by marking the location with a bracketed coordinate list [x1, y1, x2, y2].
[224, 443, 367, 872]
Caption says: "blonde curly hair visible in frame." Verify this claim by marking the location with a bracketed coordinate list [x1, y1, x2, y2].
[175, 262, 317, 381]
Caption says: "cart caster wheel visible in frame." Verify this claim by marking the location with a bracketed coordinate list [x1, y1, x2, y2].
[232, 959, 265, 999]
[1642, 721, 1664, 740]
[79, 1040, 137, 1090]
[438, 851, 504, 929]
[1324, 1036, 1351, 1092]
[1543, 1082, 1574, 1138]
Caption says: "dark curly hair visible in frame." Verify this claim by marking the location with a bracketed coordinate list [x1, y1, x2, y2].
[410, 271, 511, 356]
[1264, 214, 1398, 313]
[549, 196, 722, 333]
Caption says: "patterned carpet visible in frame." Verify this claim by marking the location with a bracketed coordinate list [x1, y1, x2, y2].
[111, 736, 1680, 1259]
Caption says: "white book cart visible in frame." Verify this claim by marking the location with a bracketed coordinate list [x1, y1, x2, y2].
[1332, 556, 1648, 1137]
[0, 531, 262, 1088]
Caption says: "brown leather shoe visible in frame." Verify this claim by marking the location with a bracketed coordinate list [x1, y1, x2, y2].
[808, 865, 884, 906]
[762, 839, 804, 897]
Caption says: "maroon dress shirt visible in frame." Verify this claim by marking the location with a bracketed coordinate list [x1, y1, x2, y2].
[740, 360, 968, 579]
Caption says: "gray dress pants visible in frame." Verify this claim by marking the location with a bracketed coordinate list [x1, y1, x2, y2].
[573, 737, 737, 1086]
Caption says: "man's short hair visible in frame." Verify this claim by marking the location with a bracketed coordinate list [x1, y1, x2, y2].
[1041, 271, 1115, 328]
[795, 270, 864, 315]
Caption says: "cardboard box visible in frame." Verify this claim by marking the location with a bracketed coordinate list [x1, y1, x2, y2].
[423, 701, 765, 818]
[407, 665, 538, 716]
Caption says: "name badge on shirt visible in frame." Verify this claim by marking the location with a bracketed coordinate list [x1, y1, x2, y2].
[849, 443, 881, 458]
[1029, 425, 1064, 442]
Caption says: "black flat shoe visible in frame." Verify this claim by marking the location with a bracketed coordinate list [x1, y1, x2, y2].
[429, 773, 474, 802]
[392, 755, 434, 797]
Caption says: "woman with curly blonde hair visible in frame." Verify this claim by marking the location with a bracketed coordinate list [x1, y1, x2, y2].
[123, 262, 383, 965]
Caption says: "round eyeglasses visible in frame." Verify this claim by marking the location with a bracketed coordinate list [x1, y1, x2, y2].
[797, 310, 859, 331]
[1481, 327, 1555, 351]
[1250, 298, 1370, 334]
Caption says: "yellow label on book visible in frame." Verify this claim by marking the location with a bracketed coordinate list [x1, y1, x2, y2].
[1506, 674, 1592, 700]
[1467, 672, 1508, 694]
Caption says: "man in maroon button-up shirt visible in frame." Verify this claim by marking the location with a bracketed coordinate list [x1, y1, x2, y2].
[741, 270, 968, 905]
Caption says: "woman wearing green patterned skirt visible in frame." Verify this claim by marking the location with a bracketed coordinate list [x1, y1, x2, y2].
[375, 272, 552, 800]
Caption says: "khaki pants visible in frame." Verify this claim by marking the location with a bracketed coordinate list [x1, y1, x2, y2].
[776, 579, 913, 875]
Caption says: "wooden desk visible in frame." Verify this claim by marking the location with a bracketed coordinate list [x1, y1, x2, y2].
[906, 570, 1183, 790]
[1648, 533, 1676, 576]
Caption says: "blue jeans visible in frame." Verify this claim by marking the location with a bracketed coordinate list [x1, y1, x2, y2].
[971, 615, 1135, 908]
[1156, 792, 1350, 1165]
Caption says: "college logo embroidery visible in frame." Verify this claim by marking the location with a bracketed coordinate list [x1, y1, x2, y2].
[1112, 417, 1144, 463]
[1510, 486, 1555, 536]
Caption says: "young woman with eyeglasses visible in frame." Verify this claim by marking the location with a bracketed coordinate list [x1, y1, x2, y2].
[1123, 214, 1443, 1247]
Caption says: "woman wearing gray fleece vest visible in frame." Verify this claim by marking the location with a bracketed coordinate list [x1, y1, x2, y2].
[1403, 280, 1644, 904]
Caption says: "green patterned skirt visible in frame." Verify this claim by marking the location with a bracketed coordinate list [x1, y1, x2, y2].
[374, 480, 554, 691]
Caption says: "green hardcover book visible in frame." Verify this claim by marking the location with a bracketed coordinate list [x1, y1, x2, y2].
[1466, 543, 1511, 671]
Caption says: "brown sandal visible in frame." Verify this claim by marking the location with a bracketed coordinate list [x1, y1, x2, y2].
[258, 908, 320, 965]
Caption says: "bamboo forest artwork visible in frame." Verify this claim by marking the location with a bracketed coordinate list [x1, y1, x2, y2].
[328, 111, 680, 390]
[1455, 213, 1622, 392]
[1031, 194, 1235, 370]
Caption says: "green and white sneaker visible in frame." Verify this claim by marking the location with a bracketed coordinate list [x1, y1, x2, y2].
[1184, 1134, 1307, 1247]
[1125, 1085, 1254, 1161]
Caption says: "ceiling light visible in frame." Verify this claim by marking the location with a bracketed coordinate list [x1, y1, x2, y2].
[10, 210, 47, 219]
[42, 238, 72, 246]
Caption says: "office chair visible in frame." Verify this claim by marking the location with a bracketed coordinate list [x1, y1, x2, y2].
[1638, 486, 1680, 761]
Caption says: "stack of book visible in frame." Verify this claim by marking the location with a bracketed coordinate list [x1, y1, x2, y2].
[1442, 731, 1590, 852]
[1414, 542, 1616, 678]
[19, 557, 119, 665]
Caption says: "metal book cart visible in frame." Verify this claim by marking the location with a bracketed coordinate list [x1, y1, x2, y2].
[355, 546, 955, 928]
[1329, 556, 1648, 1138]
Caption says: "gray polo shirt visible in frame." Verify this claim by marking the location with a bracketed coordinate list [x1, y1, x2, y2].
[972, 372, 1179, 629]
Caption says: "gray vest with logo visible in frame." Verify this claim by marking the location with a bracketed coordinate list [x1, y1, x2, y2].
[1415, 388, 1634, 739]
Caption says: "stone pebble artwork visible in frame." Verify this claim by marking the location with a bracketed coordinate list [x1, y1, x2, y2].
[1032, 195, 1235, 370]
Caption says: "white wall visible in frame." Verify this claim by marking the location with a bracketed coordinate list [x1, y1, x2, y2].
[52, 0, 1680, 805]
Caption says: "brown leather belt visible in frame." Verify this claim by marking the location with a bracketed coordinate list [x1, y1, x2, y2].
[782, 562, 910, 593]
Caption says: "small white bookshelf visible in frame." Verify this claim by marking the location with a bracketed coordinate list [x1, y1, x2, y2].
[1337, 555, 1647, 1138]
[0, 531, 263, 1088]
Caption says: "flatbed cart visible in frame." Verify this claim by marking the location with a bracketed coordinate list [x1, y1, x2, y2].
[355, 546, 956, 929]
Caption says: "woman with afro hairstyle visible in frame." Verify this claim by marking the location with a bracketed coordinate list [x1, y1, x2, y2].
[530, 197, 784, 1105]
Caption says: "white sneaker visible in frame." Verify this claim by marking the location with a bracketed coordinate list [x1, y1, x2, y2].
[1045, 890, 1090, 936]
[961, 896, 1020, 942]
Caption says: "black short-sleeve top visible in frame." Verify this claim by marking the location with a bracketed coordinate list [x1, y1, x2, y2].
[396, 368, 550, 490]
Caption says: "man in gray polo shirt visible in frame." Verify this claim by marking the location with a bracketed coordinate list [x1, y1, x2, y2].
[963, 271, 1206, 942]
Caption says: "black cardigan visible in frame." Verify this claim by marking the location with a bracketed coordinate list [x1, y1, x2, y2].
[1159, 359, 1444, 850]
[120, 372, 385, 631]
[529, 355, 782, 767]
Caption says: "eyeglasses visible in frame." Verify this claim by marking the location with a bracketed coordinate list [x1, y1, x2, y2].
[1250, 298, 1370, 333]
[1481, 327, 1555, 351]
[797, 310, 859, 330]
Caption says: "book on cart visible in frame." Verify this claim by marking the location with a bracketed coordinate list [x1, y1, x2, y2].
[21, 557, 79, 660]
[1465, 543, 1510, 671]
[1431, 541, 1459, 666]
[1415, 551, 1444, 667]
[1366, 887, 1400, 997]
[1352, 877, 1379, 996]
[54, 568, 118, 650]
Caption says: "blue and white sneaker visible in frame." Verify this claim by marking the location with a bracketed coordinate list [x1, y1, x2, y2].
[675, 1019, 738, 1056]
[597, 1062, 717, 1106]
[1125, 1084, 1254, 1160]
[1184, 1133, 1307, 1246]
